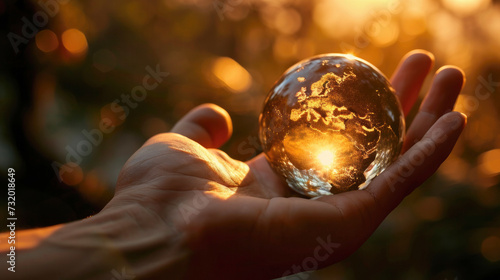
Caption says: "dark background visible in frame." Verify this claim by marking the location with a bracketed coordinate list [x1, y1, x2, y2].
[1, 0, 500, 279]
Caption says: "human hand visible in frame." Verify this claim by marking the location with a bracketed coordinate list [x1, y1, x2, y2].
[99, 50, 466, 279]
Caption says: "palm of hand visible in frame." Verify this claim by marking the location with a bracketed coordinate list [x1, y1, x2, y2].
[104, 50, 466, 279]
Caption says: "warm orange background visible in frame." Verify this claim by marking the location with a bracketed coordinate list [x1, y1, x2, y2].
[1, 0, 499, 279]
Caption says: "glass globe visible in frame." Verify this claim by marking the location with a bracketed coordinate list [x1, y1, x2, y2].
[259, 54, 405, 197]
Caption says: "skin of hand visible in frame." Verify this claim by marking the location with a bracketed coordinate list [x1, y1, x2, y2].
[0, 50, 466, 280]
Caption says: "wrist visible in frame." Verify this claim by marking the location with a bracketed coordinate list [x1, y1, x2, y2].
[3, 202, 191, 279]
[60, 202, 191, 279]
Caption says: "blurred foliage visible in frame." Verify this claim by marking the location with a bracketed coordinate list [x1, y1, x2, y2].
[1, 0, 500, 279]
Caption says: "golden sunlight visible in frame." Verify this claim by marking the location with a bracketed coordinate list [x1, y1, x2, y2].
[317, 150, 335, 166]
[0, 224, 63, 251]
[442, 0, 491, 16]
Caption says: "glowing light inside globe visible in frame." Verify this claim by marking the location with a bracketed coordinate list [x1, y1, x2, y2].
[259, 54, 405, 197]
[317, 150, 334, 166]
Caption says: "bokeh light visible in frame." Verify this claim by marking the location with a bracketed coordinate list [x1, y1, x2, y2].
[371, 20, 399, 47]
[273, 8, 302, 35]
[59, 164, 84, 186]
[35, 30, 59, 53]
[61, 28, 88, 55]
[481, 236, 500, 262]
[478, 149, 500, 177]
[211, 57, 252, 93]
[100, 103, 126, 127]
[79, 170, 107, 204]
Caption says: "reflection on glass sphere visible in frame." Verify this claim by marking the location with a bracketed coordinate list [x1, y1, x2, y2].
[259, 54, 405, 197]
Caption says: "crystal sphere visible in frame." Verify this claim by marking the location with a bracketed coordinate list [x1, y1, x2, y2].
[259, 54, 405, 197]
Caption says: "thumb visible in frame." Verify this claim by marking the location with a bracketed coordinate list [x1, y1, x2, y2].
[171, 103, 233, 148]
